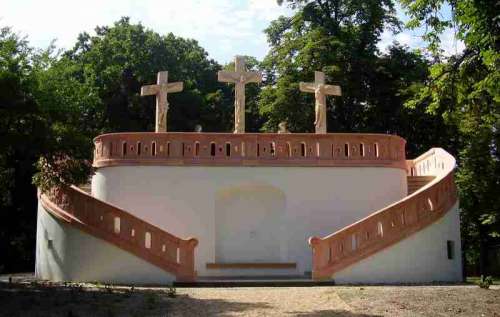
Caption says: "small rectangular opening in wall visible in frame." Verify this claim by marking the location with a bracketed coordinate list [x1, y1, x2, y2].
[241, 142, 246, 157]
[374, 143, 379, 157]
[210, 142, 216, 157]
[257, 143, 260, 157]
[166, 142, 171, 157]
[270, 142, 276, 157]
[225, 142, 231, 157]
[113, 217, 120, 234]
[344, 143, 349, 157]
[151, 142, 156, 156]
[351, 234, 357, 250]
[182, 142, 185, 157]
[287, 142, 292, 157]
[447, 240, 455, 259]
[301, 142, 306, 157]
[122, 142, 127, 156]
[137, 142, 142, 155]
[109, 142, 113, 156]
[176, 247, 180, 263]
[377, 221, 384, 237]
[360, 143, 364, 157]
[195, 142, 200, 156]
[145, 232, 151, 249]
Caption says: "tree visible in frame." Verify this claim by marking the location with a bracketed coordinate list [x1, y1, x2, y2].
[400, 0, 500, 274]
[64, 17, 233, 133]
[0, 27, 93, 272]
[260, 0, 401, 132]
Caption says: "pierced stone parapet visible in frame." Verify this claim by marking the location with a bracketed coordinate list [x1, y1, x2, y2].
[93, 132, 407, 169]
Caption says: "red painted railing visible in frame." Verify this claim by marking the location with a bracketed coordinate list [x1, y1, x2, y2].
[309, 148, 458, 280]
[93, 132, 406, 169]
[40, 186, 198, 281]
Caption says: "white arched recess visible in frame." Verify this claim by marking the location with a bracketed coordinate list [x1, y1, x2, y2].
[214, 183, 288, 263]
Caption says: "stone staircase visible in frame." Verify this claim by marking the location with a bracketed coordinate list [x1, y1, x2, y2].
[407, 176, 435, 195]
[39, 185, 199, 281]
[309, 148, 457, 280]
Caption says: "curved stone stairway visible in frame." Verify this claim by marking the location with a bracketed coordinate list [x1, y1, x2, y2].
[308, 148, 458, 280]
[39, 185, 198, 281]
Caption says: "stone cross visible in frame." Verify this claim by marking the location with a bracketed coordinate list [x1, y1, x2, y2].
[299, 71, 341, 134]
[218, 56, 262, 133]
[141, 71, 183, 132]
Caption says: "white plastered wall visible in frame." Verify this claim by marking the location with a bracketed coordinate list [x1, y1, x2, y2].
[91, 166, 407, 277]
[35, 202, 175, 285]
[333, 202, 463, 283]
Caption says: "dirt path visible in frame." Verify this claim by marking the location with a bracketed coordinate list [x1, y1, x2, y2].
[171, 287, 353, 316]
[1, 274, 499, 317]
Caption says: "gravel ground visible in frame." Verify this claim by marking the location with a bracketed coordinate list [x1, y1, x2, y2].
[1, 274, 499, 317]
[171, 287, 352, 316]
[170, 286, 500, 317]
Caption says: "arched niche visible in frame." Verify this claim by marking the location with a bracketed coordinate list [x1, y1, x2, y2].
[214, 183, 287, 263]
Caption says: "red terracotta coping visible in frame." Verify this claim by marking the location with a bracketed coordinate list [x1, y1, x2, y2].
[308, 148, 458, 280]
[93, 132, 407, 169]
[40, 185, 198, 282]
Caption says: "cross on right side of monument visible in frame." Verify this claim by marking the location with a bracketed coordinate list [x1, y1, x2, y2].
[300, 71, 342, 134]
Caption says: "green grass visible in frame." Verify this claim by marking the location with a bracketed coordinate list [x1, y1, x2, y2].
[466, 276, 500, 285]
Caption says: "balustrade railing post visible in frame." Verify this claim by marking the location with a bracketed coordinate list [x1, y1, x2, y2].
[177, 238, 199, 281]
[309, 236, 330, 280]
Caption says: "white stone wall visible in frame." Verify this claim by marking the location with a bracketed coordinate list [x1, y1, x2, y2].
[333, 202, 463, 284]
[91, 166, 407, 276]
[35, 202, 175, 285]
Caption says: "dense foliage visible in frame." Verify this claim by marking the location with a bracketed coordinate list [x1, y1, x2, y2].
[0, 1, 497, 275]
[400, 0, 499, 274]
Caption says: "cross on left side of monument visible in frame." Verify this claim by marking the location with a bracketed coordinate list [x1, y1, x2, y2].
[141, 71, 183, 132]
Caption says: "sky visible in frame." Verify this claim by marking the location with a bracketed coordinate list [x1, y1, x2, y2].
[0, 0, 464, 64]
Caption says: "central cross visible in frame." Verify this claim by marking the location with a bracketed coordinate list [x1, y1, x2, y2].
[300, 71, 342, 134]
[141, 71, 183, 132]
[218, 56, 262, 133]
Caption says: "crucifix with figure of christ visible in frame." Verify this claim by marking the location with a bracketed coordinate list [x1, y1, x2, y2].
[141, 71, 183, 132]
[300, 71, 342, 134]
[218, 56, 262, 133]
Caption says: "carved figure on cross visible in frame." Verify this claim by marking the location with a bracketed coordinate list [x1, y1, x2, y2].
[218, 56, 262, 133]
[300, 71, 341, 134]
[141, 71, 183, 132]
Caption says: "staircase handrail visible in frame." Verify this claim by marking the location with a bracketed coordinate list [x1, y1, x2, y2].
[308, 148, 457, 280]
[39, 185, 198, 281]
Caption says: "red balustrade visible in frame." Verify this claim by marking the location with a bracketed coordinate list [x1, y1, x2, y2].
[93, 132, 407, 169]
[40, 185, 198, 281]
[309, 148, 458, 280]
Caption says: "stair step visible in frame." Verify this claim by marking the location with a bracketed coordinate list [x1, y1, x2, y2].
[206, 262, 297, 269]
[174, 277, 334, 288]
[407, 176, 435, 195]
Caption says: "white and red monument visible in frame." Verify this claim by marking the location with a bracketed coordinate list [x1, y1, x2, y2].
[35, 56, 462, 285]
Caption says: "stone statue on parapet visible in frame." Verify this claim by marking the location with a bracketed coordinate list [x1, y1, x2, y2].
[218, 56, 262, 134]
[299, 71, 341, 134]
[278, 121, 290, 134]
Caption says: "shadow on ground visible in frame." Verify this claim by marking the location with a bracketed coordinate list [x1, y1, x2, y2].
[170, 295, 273, 316]
[0, 280, 172, 317]
[290, 310, 382, 317]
